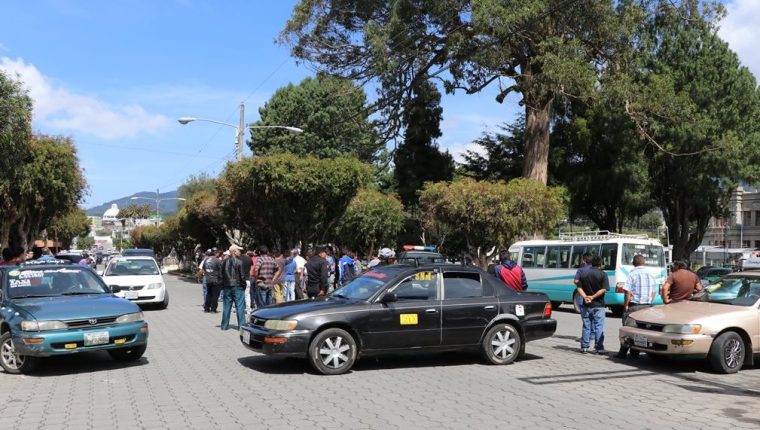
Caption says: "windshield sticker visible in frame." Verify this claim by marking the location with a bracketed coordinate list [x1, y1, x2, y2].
[399, 314, 418, 325]
[364, 271, 387, 279]
[18, 270, 44, 279]
[9, 279, 32, 288]
[8, 270, 20, 277]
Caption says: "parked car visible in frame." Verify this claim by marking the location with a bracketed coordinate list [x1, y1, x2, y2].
[240, 264, 556, 375]
[619, 270, 760, 373]
[0, 260, 149, 374]
[101, 256, 169, 309]
[121, 248, 155, 258]
[700, 267, 733, 285]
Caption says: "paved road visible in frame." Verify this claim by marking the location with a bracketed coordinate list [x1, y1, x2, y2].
[1, 274, 758, 429]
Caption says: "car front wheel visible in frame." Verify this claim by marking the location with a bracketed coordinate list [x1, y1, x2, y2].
[482, 323, 522, 365]
[0, 332, 38, 374]
[308, 328, 357, 375]
[108, 344, 147, 362]
[709, 331, 745, 374]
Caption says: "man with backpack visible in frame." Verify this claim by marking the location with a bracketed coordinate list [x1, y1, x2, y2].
[493, 251, 528, 292]
[338, 250, 356, 288]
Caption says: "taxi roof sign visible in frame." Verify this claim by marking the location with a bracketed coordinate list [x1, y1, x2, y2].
[401, 245, 437, 252]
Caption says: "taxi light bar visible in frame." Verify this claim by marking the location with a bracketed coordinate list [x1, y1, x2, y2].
[543, 303, 552, 318]
[264, 336, 288, 344]
[401, 245, 437, 251]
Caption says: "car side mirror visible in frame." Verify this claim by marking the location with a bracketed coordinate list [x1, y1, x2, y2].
[380, 292, 397, 304]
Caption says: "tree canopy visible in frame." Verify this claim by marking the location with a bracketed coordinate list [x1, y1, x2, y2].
[337, 188, 405, 257]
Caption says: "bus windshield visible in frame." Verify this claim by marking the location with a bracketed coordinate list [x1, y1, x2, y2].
[622, 244, 664, 267]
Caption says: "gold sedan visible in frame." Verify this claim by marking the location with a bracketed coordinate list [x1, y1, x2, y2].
[619, 271, 760, 373]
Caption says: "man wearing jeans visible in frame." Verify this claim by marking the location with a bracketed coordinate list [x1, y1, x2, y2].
[617, 254, 657, 358]
[220, 245, 247, 330]
[577, 255, 610, 354]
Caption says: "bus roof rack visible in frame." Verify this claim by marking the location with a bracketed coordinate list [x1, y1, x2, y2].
[558, 230, 649, 241]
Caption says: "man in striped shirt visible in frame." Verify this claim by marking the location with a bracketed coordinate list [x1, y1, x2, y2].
[617, 254, 657, 358]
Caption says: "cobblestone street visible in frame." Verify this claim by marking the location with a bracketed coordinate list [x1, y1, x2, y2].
[1, 274, 758, 430]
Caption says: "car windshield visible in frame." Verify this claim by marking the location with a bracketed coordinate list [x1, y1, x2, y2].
[329, 270, 392, 300]
[703, 276, 760, 306]
[5, 267, 109, 298]
[622, 244, 664, 267]
[105, 259, 159, 276]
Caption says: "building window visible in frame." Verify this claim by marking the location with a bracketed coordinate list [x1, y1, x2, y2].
[756, 240, 760, 249]
[756, 211, 760, 227]
[743, 240, 751, 248]
[743, 211, 751, 225]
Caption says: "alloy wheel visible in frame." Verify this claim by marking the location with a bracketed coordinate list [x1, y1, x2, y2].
[1, 338, 24, 370]
[318, 336, 351, 369]
[724, 338, 742, 369]
[491, 329, 516, 360]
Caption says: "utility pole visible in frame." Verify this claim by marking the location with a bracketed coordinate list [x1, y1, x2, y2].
[155, 188, 161, 227]
[236, 102, 245, 160]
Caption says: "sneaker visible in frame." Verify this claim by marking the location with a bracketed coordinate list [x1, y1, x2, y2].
[580, 348, 589, 354]
[594, 349, 607, 355]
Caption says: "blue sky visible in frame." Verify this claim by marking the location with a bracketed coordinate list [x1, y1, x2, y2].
[1, 0, 757, 208]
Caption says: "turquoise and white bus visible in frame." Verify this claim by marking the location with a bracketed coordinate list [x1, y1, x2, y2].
[508, 231, 667, 315]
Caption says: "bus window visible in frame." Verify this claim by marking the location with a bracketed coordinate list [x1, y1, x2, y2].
[601, 244, 618, 270]
[622, 243, 665, 267]
[522, 246, 546, 268]
[546, 246, 571, 268]
[570, 244, 600, 268]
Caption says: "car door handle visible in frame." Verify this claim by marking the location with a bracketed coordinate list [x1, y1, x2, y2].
[484, 305, 496, 310]
[425, 308, 438, 314]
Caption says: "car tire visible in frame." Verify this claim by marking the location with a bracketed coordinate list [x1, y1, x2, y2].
[610, 306, 624, 318]
[708, 331, 745, 374]
[482, 323, 522, 365]
[308, 328, 357, 375]
[158, 292, 169, 310]
[0, 332, 38, 374]
[572, 292, 581, 314]
[108, 344, 147, 362]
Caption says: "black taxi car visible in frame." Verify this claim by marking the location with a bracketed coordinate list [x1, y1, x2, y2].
[240, 264, 556, 374]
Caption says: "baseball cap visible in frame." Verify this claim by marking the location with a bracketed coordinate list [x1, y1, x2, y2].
[379, 248, 395, 259]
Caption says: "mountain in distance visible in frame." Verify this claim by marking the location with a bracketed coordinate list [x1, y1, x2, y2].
[86, 190, 181, 217]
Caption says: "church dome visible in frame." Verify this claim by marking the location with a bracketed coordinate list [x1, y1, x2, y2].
[103, 203, 119, 220]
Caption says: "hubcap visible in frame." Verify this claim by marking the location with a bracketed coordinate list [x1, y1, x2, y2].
[724, 338, 743, 368]
[318, 336, 351, 369]
[491, 329, 516, 360]
[1, 338, 24, 370]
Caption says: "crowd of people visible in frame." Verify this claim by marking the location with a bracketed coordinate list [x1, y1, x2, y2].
[197, 244, 384, 331]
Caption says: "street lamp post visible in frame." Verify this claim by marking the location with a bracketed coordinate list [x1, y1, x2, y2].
[178, 102, 303, 160]
[131, 189, 187, 226]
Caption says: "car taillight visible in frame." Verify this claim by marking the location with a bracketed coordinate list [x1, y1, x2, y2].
[615, 282, 626, 293]
[543, 303, 552, 318]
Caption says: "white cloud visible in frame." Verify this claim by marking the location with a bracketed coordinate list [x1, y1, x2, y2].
[719, 0, 760, 80]
[0, 57, 170, 139]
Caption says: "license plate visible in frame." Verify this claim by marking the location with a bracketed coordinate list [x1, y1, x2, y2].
[84, 331, 109, 346]
[124, 290, 139, 299]
[633, 334, 648, 347]
[241, 329, 251, 345]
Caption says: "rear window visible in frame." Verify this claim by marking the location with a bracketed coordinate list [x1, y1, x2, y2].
[622, 244, 664, 267]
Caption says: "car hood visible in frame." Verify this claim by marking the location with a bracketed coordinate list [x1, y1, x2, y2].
[630, 300, 755, 325]
[12, 294, 140, 320]
[252, 297, 359, 320]
[101, 274, 163, 286]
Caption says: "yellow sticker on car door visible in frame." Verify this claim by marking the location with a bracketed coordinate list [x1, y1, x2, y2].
[399, 313, 418, 325]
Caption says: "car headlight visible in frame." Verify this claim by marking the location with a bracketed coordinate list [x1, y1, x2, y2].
[146, 282, 163, 290]
[624, 317, 637, 327]
[662, 324, 701, 334]
[21, 320, 67, 331]
[115, 312, 144, 323]
[263, 320, 297, 330]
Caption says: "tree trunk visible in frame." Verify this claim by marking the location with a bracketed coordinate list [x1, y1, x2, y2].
[522, 98, 553, 185]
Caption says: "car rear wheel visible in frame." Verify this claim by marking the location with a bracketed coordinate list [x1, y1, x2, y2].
[108, 344, 147, 362]
[709, 331, 745, 374]
[0, 332, 38, 374]
[482, 323, 522, 365]
[572, 292, 581, 314]
[308, 328, 357, 375]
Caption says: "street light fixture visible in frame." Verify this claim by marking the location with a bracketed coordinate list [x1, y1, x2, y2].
[130, 189, 187, 226]
[177, 102, 303, 160]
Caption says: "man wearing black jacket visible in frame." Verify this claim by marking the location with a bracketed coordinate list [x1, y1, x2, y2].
[305, 247, 330, 298]
[221, 245, 247, 330]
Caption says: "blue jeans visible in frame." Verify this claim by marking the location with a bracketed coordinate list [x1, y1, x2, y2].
[581, 306, 605, 350]
[255, 286, 272, 308]
[221, 287, 246, 330]
[202, 276, 207, 304]
[283, 280, 295, 302]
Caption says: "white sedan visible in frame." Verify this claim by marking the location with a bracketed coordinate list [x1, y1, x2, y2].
[101, 256, 169, 309]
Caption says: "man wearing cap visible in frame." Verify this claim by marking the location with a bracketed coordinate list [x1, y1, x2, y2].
[221, 245, 247, 330]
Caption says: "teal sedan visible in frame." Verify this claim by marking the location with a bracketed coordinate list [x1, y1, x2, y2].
[0, 260, 149, 374]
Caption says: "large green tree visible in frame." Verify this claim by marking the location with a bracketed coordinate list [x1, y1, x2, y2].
[461, 118, 526, 182]
[281, 0, 630, 184]
[337, 189, 405, 257]
[216, 153, 373, 249]
[52, 208, 91, 249]
[419, 178, 566, 267]
[393, 80, 454, 208]
[249, 75, 382, 162]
